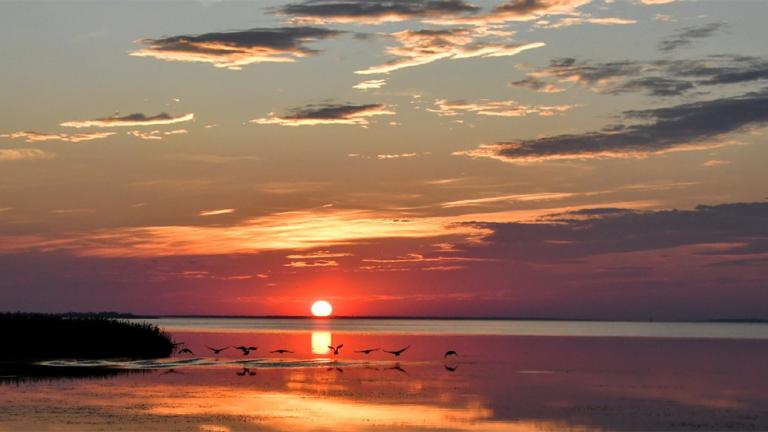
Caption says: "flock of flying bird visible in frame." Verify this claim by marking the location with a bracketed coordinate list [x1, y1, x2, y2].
[169, 342, 460, 375]
[175, 343, 456, 358]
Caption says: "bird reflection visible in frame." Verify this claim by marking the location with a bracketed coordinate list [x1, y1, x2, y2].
[236, 367, 256, 376]
[161, 368, 183, 375]
[387, 363, 409, 375]
[444, 364, 458, 372]
[326, 366, 344, 373]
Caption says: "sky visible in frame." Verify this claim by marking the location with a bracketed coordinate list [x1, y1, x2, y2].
[1, 0, 767, 319]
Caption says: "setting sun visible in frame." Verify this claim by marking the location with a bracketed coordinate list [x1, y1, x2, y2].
[310, 300, 333, 317]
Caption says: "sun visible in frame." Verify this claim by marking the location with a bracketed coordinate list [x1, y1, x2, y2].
[311, 300, 333, 317]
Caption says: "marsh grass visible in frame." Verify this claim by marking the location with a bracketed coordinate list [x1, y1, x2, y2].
[0, 313, 173, 361]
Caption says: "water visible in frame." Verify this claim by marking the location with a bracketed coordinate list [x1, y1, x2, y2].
[2, 318, 768, 431]
[137, 317, 768, 339]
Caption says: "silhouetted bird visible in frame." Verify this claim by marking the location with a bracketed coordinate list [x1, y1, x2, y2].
[383, 345, 410, 357]
[328, 344, 343, 355]
[354, 348, 380, 354]
[270, 349, 294, 354]
[236, 367, 256, 376]
[207, 345, 230, 355]
[235, 346, 258, 356]
[178, 348, 194, 355]
[444, 350, 458, 358]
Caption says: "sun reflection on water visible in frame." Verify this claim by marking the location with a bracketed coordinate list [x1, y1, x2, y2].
[311, 331, 332, 354]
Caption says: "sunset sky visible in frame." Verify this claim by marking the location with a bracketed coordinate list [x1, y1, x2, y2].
[1, 0, 766, 319]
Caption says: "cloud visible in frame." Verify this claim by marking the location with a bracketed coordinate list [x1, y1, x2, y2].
[0, 148, 54, 161]
[442, 192, 576, 208]
[130, 27, 343, 70]
[277, 0, 480, 24]
[61, 113, 194, 128]
[251, 103, 394, 126]
[516, 55, 768, 96]
[0, 208, 489, 257]
[428, 0, 592, 25]
[353, 78, 388, 90]
[509, 76, 564, 93]
[286, 251, 353, 259]
[377, 152, 418, 159]
[284, 260, 339, 267]
[534, 16, 636, 29]
[127, 129, 189, 140]
[454, 88, 768, 162]
[639, 0, 675, 4]
[1, 131, 115, 143]
[199, 209, 236, 217]
[355, 28, 544, 74]
[468, 202, 768, 264]
[703, 159, 730, 167]
[427, 98, 575, 117]
[659, 23, 726, 52]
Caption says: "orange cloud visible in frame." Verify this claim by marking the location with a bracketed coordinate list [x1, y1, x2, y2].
[0, 208, 489, 257]
[355, 28, 544, 74]
[284, 260, 340, 268]
[1, 131, 115, 143]
[427, 0, 592, 25]
[252, 103, 394, 127]
[61, 113, 194, 128]
[130, 27, 343, 70]
[353, 79, 388, 90]
[427, 98, 575, 117]
[0, 148, 54, 161]
[198, 209, 236, 217]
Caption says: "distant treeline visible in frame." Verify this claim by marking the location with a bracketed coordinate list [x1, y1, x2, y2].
[0, 313, 173, 361]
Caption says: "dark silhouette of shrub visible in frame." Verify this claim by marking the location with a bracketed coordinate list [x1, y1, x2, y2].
[0, 313, 173, 360]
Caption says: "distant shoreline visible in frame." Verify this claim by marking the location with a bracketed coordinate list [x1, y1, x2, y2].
[4, 311, 767, 323]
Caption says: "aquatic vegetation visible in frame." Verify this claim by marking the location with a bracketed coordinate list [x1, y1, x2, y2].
[0, 313, 174, 360]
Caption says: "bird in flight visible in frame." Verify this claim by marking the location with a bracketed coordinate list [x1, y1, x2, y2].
[206, 345, 230, 355]
[354, 348, 379, 354]
[328, 344, 343, 355]
[444, 350, 458, 358]
[235, 346, 258, 356]
[178, 347, 194, 355]
[383, 345, 410, 357]
[270, 349, 294, 354]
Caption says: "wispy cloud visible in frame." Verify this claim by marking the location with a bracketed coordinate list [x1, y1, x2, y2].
[277, 0, 480, 24]
[455, 89, 768, 162]
[534, 16, 636, 29]
[376, 152, 418, 159]
[355, 28, 544, 74]
[286, 251, 353, 259]
[659, 22, 726, 52]
[442, 192, 576, 208]
[0, 208, 489, 257]
[127, 129, 189, 140]
[285, 260, 339, 267]
[0, 148, 54, 161]
[61, 113, 194, 128]
[513, 55, 768, 96]
[427, 0, 592, 25]
[1, 131, 115, 143]
[199, 208, 236, 217]
[131, 27, 343, 70]
[353, 78, 388, 90]
[252, 103, 394, 126]
[427, 98, 575, 117]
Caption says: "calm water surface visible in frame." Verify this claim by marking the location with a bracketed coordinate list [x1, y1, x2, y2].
[1, 319, 768, 431]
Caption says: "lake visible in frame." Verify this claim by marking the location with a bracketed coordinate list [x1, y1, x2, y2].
[2, 318, 768, 431]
